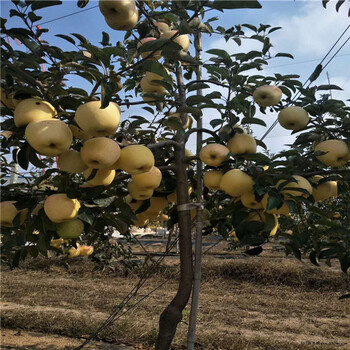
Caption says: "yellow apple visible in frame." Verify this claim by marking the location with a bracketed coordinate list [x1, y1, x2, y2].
[149, 197, 169, 212]
[132, 166, 162, 189]
[261, 193, 290, 216]
[245, 211, 279, 236]
[310, 175, 334, 202]
[50, 238, 66, 249]
[68, 124, 92, 140]
[57, 150, 88, 173]
[277, 175, 312, 198]
[80, 245, 94, 256]
[253, 85, 282, 107]
[75, 101, 120, 137]
[128, 181, 154, 200]
[13, 98, 56, 127]
[99, 0, 138, 31]
[44, 194, 81, 223]
[314, 139, 349, 167]
[220, 169, 254, 197]
[240, 191, 263, 209]
[278, 106, 309, 131]
[1, 201, 18, 227]
[80, 137, 121, 169]
[155, 21, 171, 33]
[117, 145, 155, 175]
[68, 245, 80, 258]
[83, 168, 116, 186]
[167, 112, 192, 130]
[137, 37, 161, 59]
[140, 75, 167, 95]
[1, 88, 15, 109]
[160, 30, 190, 52]
[199, 143, 229, 167]
[227, 133, 257, 154]
[203, 170, 223, 190]
[329, 181, 338, 197]
[25, 119, 72, 157]
[229, 230, 239, 242]
[57, 219, 84, 239]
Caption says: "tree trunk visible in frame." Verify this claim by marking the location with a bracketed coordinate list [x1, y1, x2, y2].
[155, 65, 193, 350]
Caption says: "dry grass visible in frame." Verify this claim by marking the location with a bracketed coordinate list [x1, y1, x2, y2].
[1, 243, 350, 350]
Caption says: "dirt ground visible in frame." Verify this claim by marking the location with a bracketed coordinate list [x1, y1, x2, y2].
[1, 239, 350, 350]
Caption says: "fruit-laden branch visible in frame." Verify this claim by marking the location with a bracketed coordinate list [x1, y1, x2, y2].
[147, 140, 182, 151]
[186, 79, 230, 90]
[118, 98, 179, 106]
[155, 64, 194, 350]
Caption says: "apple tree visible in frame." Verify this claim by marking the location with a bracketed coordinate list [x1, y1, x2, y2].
[1, 0, 349, 349]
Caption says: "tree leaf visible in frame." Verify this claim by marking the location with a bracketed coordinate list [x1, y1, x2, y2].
[275, 52, 294, 59]
[55, 34, 75, 45]
[241, 117, 266, 127]
[212, 0, 262, 9]
[31, 1, 62, 11]
[244, 246, 263, 256]
[17, 142, 30, 170]
[317, 84, 343, 91]
[309, 64, 323, 83]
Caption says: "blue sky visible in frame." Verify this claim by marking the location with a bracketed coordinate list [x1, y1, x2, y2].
[1, 0, 350, 153]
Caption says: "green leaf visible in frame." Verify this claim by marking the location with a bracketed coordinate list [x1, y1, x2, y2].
[27, 146, 47, 168]
[212, 0, 262, 9]
[206, 49, 231, 62]
[340, 254, 350, 273]
[275, 52, 294, 59]
[28, 11, 42, 22]
[140, 60, 172, 83]
[101, 31, 110, 46]
[241, 117, 266, 127]
[71, 32, 88, 44]
[31, 1, 62, 11]
[187, 82, 210, 92]
[17, 142, 30, 170]
[317, 84, 343, 91]
[309, 64, 323, 83]
[78, 207, 94, 225]
[55, 34, 75, 45]
[266, 194, 283, 211]
[244, 246, 263, 256]
[309, 251, 320, 267]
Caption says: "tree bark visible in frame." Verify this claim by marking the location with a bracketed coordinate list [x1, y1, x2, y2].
[155, 65, 193, 350]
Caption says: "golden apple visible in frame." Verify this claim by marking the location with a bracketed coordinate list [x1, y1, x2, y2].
[220, 169, 254, 197]
[199, 143, 229, 167]
[80, 137, 121, 169]
[240, 191, 263, 209]
[1, 201, 18, 227]
[25, 119, 72, 156]
[57, 150, 88, 173]
[117, 145, 155, 175]
[261, 193, 290, 216]
[253, 85, 282, 107]
[132, 166, 162, 189]
[68, 245, 80, 258]
[99, 0, 138, 31]
[14, 98, 56, 127]
[167, 112, 192, 130]
[137, 37, 161, 59]
[277, 175, 312, 198]
[310, 175, 334, 202]
[44, 194, 81, 223]
[227, 133, 257, 154]
[1, 88, 15, 109]
[68, 124, 92, 140]
[75, 101, 120, 137]
[314, 139, 349, 167]
[80, 245, 94, 256]
[160, 30, 190, 52]
[83, 168, 116, 186]
[203, 170, 223, 190]
[155, 21, 171, 33]
[128, 181, 154, 200]
[57, 219, 84, 240]
[278, 106, 309, 131]
[149, 197, 169, 212]
[329, 181, 338, 197]
[50, 238, 66, 249]
[140, 75, 167, 95]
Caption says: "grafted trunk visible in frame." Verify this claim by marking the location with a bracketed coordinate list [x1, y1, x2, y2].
[155, 65, 193, 350]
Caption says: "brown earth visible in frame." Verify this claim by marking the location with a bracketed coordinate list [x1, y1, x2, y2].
[1, 240, 350, 350]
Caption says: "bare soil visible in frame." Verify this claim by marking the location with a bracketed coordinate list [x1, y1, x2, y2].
[1, 240, 350, 349]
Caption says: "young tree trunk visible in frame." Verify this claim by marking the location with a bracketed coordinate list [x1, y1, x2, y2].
[155, 65, 194, 350]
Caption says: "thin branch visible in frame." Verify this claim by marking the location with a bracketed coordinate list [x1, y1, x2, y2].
[186, 79, 230, 90]
[185, 128, 221, 142]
